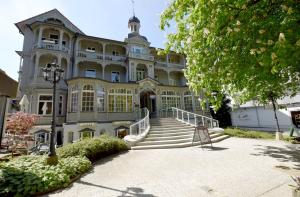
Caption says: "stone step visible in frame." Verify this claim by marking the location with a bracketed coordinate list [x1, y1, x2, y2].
[145, 134, 194, 141]
[148, 129, 194, 135]
[150, 124, 191, 129]
[136, 138, 193, 146]
[147, 131, 195, 138]
[150, 126, 194, 132]
[131, 135, 230, 150]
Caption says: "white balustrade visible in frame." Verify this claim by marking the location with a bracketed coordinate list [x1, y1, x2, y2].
[171, 107, 219, 128]
[77, 50, 102, 60]
[129, 108, 150, 136]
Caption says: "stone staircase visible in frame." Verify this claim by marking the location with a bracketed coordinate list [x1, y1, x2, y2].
[131, 118, 230, 150]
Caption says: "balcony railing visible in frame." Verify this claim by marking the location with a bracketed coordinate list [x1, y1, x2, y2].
[105, 55, 126, 62]
[34, 42, 70, 53]
[76, 50, 102, 60]
[155, 61, 184, 68]
[129, 52, 154, 61]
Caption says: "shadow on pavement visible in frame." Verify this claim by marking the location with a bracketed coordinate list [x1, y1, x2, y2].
[77, 180, 157, 197]
[194, 146, 228, 151]
[251, 144, 300, 170]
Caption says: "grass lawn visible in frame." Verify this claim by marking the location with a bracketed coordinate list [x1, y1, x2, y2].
[224, 128, 275, 139]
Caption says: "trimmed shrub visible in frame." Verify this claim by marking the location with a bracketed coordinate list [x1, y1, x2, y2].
[57, 135, 128, 162]
[0, 155, 91, 196]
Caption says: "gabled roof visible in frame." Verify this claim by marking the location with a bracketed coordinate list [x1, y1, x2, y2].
[15, 9, 84, 34]
[137, 77, 161, 85]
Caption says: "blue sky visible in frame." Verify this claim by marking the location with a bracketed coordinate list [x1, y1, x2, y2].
[0, 0, 171, 80]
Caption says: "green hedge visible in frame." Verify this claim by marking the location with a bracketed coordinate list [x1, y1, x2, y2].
[57, 135, 129, 162]
[0, 155, 91, 197]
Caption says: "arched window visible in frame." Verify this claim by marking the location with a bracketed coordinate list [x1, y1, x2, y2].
[82, 85, 94, 112]
[161, 91, 181, 110]
[70, 85, 78, 112]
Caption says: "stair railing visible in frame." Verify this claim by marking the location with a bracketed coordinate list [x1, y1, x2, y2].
[171, 107, 219, 128]
[129, 108, 150, 136]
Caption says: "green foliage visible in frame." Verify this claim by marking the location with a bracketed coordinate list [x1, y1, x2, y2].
[210, 95, 232, 127]
[0, 155, 91, 196]
[224, 128, 275, 139]
[160, 0, 300, 109]
[57, 135, 128, 162]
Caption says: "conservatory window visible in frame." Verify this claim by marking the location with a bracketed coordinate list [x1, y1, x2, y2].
[108, 89, 133, 112]
[161, 91, 181, 111]
[70, 85, 79, 112]
[97, 87, 105, 112]
[82, 85, 94, 112]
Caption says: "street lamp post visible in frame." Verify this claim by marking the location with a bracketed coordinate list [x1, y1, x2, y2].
[42, 62, 64, 165]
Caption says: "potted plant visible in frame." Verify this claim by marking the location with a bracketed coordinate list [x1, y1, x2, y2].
[291, 176, 300, 197]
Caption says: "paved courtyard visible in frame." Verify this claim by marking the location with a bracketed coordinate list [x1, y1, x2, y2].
[46, 138, 300, 197]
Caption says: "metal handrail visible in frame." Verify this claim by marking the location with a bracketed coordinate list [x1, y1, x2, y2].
[129, 108, 150, 136]
[171, 107, 219, 128]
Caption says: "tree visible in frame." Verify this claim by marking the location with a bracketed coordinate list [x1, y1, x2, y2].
[210, 96, 232, 128]
[5, 112, 38, 155]
[160, 0, 300, 139]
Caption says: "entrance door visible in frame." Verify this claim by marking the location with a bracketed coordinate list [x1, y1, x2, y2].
[140, 91, 156, 117]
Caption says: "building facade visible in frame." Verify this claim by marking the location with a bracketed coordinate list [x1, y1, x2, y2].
[15, 9, 206, 145]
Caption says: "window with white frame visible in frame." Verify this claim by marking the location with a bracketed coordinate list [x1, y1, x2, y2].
[38, 95, 63, 115]
[108, 89, 133, 112]
[161, 91, 181, 111]
[111, 71, 120, 82]
[70, 85, 79, 112]
[97, 87, 105, 112]
[82, 85, 94, 112]
[136, 68, 145, 81]
[38, 95, 52, 115]
[85, 69, 96, 78]
[161, 91, 180, 110]
[184, 91, 193, 111]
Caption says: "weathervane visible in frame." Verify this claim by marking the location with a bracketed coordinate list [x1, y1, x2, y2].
[131, 0, 135, 16]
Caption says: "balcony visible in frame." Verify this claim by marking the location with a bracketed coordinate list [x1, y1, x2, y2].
[77, 50, 103, 60]
[34, 40, 70, 53]
[129, 52, 154, 61]
[105, 55, 126, 62]
[155, 61, 184, 69]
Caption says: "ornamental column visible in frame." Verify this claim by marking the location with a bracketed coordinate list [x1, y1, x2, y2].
[34, 52, 40, 81]
[38, 27, 44, 48]
[59, 29, 63, 50]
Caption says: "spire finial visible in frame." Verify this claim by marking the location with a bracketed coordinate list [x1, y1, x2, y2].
[131, 0, 135, 16]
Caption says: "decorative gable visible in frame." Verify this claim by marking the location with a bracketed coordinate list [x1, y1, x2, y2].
[15, 9, 84, 34]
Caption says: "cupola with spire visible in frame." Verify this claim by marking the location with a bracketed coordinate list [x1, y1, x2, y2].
[128, 15, 140, 34]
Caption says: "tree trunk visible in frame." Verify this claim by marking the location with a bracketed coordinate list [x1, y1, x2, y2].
[270, 96, 282, 140]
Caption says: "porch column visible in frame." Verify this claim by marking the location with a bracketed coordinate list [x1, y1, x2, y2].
[102, 64, 106, 80]
[34, 53, 40, 81]
[102, 43, 106, 60]
[94, 82, 98, 119]
[59, 30, 63, 50]
[38, 27, 44, 48]
[74, 60, 79, 77]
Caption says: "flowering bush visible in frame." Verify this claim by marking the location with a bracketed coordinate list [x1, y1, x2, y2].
[5, 112, 38, 154]
[6, 112, 38, 135]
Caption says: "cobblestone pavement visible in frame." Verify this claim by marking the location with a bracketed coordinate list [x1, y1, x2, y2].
[46, 138, 300, 197]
